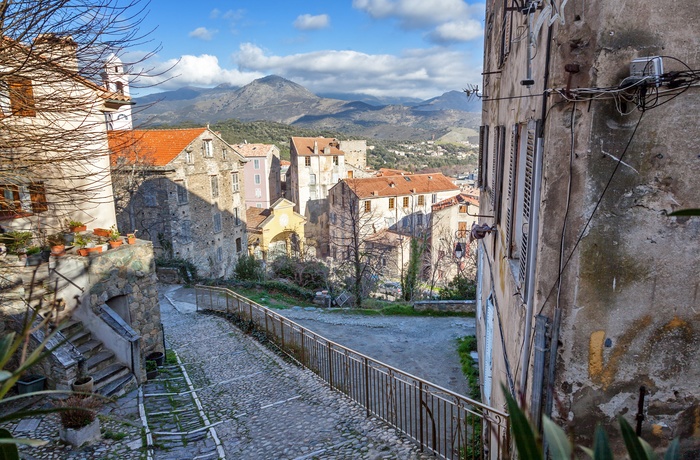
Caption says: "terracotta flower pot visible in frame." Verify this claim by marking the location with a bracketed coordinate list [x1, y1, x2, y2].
[70, 225, 87, 233]
[109, 240, 123, 248]
[51, 245, 66, 256]
[93, 228, 110, 237]
[71, 376, 94, 394]
[77, 248, 89, 256]
[127, 236, 136, 244]
[86, 246, 102, 254]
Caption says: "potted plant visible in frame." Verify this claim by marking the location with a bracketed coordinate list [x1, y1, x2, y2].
[92, 228, 110, 237]
[108, 225, 122, 248]
[55, 395, 102, 447]
[146, 351, 165, 367]
[47, 233, 66, 255]
[3, 231, 33, 260]
[145, 359, 158, 381]
[126, 230, 137, 245]
[67, 219, 87, 233]
[25, 246, 42, 266]
[16, 374, 46, 394]
[74, 234, 92, 256]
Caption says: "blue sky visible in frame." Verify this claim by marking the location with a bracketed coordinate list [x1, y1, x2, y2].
[131, 0, 485, 99]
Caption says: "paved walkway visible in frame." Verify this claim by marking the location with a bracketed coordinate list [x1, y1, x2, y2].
[2, 286, 433, 459]
[155, 284, 432, 459]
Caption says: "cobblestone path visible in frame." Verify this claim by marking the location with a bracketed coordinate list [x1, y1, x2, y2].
[159, 286, 433, 460]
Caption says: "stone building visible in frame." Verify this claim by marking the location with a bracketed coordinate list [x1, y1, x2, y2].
[477, 0, 700, 453]
[235, 143, 282, 209]
[287, 137, 369, 257]
[428, 193, 480, 287]
[109, 127, 248, 279]
[328, 173, 459, 263]
[0, 36, 162, 394]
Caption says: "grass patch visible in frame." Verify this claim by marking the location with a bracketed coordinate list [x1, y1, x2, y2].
[457, 336, 480, 401]
[225, 285, 316, 310]
[165, 350, 178, 365]
[103, 430, 127, 441]
[329, 302, 474, 317]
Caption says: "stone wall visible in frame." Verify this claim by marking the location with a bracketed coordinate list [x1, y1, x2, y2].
[413, 300, 475, 314]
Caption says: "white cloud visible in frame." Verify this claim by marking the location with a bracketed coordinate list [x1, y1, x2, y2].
[210, 8, 220, 19]
[235, 43, 480, 99]
[353, 0, 484, 43]
[293, 14, 330, 31]
[148, 54, 264, 90]
[429, 19, 482, 43]
[188, 27, 217, 41]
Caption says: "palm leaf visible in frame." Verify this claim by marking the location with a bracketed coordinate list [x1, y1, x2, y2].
[592, 425, 614, 460]
[664, 439, 680, 460]
[619, 417, 649, 460]
[543, 416, 572, 460]
[503, 385, 542, 459]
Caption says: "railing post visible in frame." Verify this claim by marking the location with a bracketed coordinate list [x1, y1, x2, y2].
[195, 288, 199, 312]
[249, 301, 253, 322]
[419, 381, 424, 452]
[280, 317, 285, 348]
[265, 311, 269, 335]
[300, 328, 305, 364]
[226, 293, 230, 314]
[364, 356, 370, 417]
[209, 289, 213, 311]
[237, 295, 240, 314]
[328, 342, 333, 389]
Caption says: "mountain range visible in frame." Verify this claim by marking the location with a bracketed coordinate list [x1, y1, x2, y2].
[134, 75, 481, 140]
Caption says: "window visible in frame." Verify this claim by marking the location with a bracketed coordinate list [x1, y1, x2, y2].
[104, 112, 114, 131]
[492, 125, 507, 223]
[213, 212, 222, 233]
[0, 183, 47, 218]
[255, 188, 262, 198]
[330, 213, 337, 224]
[236, 237, 242, 253]
[254, 174, 261, 185]
[309, 174, 316, 185]
[388, 197, 395, 209]
[417, 195, 425, 206]
[203, 140, 213, 157]
[8, 78, 36, 117]
[348, 170, 354, 178]
[116, 81, 124, 95]
[176, 181, 188, 204]
[231, 172, 239, 192]
[256, 203, 262, 208]
[458, 221, 468, 238]
[417, 213, 424, 227]
[432, 193, 437, 204]
[364, 201, 371, 212]
[181, 220, 192, 243]
[305, 156, 311, 166]
[222, 149, 227, 160]
[459, 204, 468, 213]
[478, 125, 489, 189]
[505, 120, 541, 294]
[403, 197, 409, 208]
[210, 175, 219, 198]
[254, 159, 260, 169]
[333, 156, 339, 165]
[233, 207, 240, 225]
[217, 247, 223, 261]
[185, 150, 193, 163]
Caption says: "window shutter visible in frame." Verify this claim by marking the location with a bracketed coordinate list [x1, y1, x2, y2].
[518, 125, 537, 287]
[493, 126, 506, 224]
[29, 183, 48, 213]
[499, 1, 513, 67]
[504, 125, 518, 257]
[478, 125, 489, 189]
[9, 78, 36, 117]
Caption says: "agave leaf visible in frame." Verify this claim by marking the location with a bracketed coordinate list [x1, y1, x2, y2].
[0, 428, 19, 460]
[0, 333, 15, 364]
[639, 437, 658, 460]
[543, 416, 572, 460]
[0, 370, 11, 382]
[593, 425, 614, 460]
[579, 446, 594, 458]
[668, 209, 700, 216]
[664, 439, 680, 460]
[503, 384, 542, 460]
[619, 417, 648, 460]
[0, 437, 48, 447]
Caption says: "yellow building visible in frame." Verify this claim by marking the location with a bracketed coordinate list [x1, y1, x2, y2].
[246, 198, 305, 261]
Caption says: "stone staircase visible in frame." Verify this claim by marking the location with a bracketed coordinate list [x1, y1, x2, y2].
[61, 319, 137, 397]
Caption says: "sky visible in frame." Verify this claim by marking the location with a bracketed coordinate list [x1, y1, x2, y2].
[129, 0, 486, 100]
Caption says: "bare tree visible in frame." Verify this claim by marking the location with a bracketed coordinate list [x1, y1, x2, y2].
[0, 0, 160, 234]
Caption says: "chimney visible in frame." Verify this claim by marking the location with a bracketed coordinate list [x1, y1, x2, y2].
[313, 141, 318, 155]
[324, 145, 331, 155]
[33, 34, 78, 73]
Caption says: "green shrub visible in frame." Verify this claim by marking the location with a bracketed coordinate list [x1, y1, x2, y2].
[440, 275, 476, 300]
[1, 231, 33, 253]
[457, 336, 480, 401]
[270, 256, 329, 290]
[234, 254, 264, 281]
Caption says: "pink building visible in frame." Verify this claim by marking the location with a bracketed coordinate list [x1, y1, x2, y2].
[235, 143, 282, 209]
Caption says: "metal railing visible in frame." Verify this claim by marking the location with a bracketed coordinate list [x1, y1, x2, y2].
[195, 284, 510, 460]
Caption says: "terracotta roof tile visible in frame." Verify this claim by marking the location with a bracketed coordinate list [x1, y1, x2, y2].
[291, 137, 344, 156]
[108, 128, 207, 166]
[432, 193, 480, 212]
[377, 168, 412, 177]
[234, 143, 275, 158]
[246, 207, 271, 231]
[343, 173, 458, 199]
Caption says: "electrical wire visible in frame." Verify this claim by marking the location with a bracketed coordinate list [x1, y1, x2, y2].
[537, 109, 646, 316]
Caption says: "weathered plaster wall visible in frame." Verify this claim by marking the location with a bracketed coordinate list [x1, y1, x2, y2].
[480, 0, 700, 452]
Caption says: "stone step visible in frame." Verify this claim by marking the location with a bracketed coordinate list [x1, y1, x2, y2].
[86, 350, 115, 374]
[77, 339, 102, 358]
[61, 319, 82, 336]
[67, 329, 91, 347]
[92, 363, 129, 387]
[97, 373, 136, 398]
